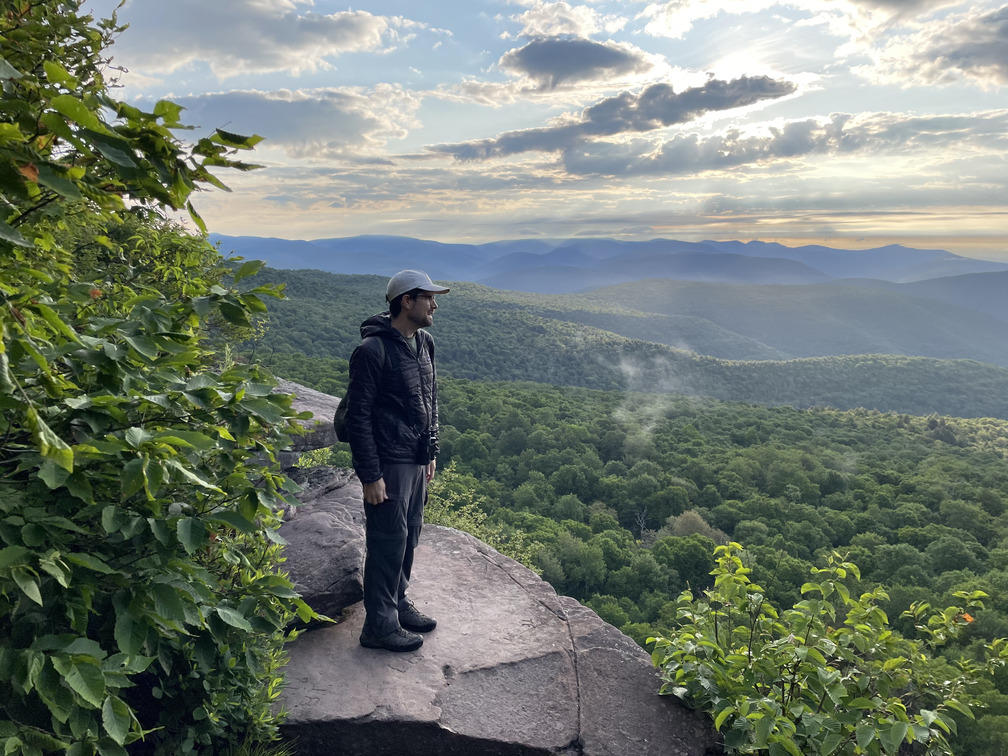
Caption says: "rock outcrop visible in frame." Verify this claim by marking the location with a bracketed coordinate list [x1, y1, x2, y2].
[281, 465, 365, 622]
[274, 378, 340, 468]
[276, 380, 721, 756]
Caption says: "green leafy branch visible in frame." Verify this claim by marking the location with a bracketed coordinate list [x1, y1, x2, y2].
[650, 543, 1008, 756]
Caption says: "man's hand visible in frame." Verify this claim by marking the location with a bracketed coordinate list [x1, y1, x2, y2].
[426, 459, 437, 483]
[363, 478, 387, 505]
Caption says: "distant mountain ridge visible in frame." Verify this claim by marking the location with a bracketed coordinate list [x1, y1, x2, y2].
[212, 234, 1008, 292]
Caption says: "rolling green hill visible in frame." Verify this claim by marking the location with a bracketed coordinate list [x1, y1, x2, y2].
[254, 269, 1008, 419]
[580, 278, 1008, 366]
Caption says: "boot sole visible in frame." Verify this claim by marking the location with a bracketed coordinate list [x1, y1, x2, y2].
[359, 633, 423, 652]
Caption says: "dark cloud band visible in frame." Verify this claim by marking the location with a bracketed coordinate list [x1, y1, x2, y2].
[560, 110, 1008, 177]
[432, 75, 797, 160]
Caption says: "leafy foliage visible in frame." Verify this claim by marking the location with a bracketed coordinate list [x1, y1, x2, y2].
[1, 3, 308, 754]
[650, 544, 1008, 755]
[425, 462, 542, 572]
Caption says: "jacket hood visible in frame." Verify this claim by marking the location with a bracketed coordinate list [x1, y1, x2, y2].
[360, 312, 395, 340]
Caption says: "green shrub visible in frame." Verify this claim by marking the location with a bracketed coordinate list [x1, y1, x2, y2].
[1, 220, 314, 754]
[1, 4, 313, 753]
[427, 463, 541, 572]
[650, 543, 1008, 755]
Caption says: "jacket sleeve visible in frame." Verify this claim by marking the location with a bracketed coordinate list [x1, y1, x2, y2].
[347, 338, 384, 484]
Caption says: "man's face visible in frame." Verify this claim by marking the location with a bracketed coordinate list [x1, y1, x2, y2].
[405, 292, 438, 327]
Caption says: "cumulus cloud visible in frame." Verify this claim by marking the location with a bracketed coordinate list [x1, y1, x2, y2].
[171, 85, 421, 158]
[431, 75, 798, 159]
[509, 1, 626, 38]
[106, 0, 420, 78]
[559, 109, 1008, 176]
[855, 4, 1008, 86]
[639, 0, 779, 39]
[499, 37, 655, 89]
[639, 0, 963, 40]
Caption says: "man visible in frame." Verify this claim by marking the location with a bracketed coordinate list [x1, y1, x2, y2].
[346, 270, 449, 652]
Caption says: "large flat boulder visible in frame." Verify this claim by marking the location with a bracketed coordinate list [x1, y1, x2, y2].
[279, 524, 720, 756]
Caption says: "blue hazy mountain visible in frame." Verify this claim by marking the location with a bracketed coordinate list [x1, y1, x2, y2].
[211, 234, 1007, 291]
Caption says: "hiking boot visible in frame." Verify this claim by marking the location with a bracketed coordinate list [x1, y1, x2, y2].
[399, 602, 437, 633]
[359, 627, 423, 652]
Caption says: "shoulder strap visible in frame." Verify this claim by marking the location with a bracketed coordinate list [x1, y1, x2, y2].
[361, 335, 386, 368]
[417, 330, 433, 358]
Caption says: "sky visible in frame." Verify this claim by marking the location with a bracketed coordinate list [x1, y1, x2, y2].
[85, 0, 1008, 260]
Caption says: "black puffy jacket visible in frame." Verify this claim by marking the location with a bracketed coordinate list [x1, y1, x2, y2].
[346, 313, 440, 484]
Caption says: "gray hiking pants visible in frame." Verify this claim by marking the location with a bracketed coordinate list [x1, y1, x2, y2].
[362, 462, 427, 637]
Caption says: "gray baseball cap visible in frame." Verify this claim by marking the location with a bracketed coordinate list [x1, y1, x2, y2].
[386, 270, 450, 302]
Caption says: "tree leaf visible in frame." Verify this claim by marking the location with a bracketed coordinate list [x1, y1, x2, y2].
[821, 732, 846, 754]
[177, 517, 205, 554]
[879, 721, 908, 754]
[114, 610, 147, 657]
[52, 656, 106, 708]
[167, 460, 224, 493]
[773, 736, 803, 756]
[231, 259, 264, 283]
[154, 429, 216, 449]
[124, 427, 152, 448]
[64, 637, 105, 659]
[211, 129, 263, 149]
[51, 94, 107, 133]
[43, 59, 78, 87]
[856, 723, 876, 749]
[120, 458, 146, 499]
[26, 407, 74, 472]
[209, 510, 258, 534]
[39, 457, 71, 489]
[0, 545, 31, 568]
[36, 162, 84, 200]
[215, 605, 254, 631]
[102, 695, 132, 745]
[0, 54, 24, 79]
[151, 584, 187, 625]
[64, 552, 114, 575]
[714, 706, 735, 731]
[187, 200, 208, 234]
[35, 660, 75, 723]
[35, 301, 81, 342]
[95, 737, 129, 756]
[122, 333, 159, 359]
[13, 567, 43, 606]
[0, 217, 31, 246]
